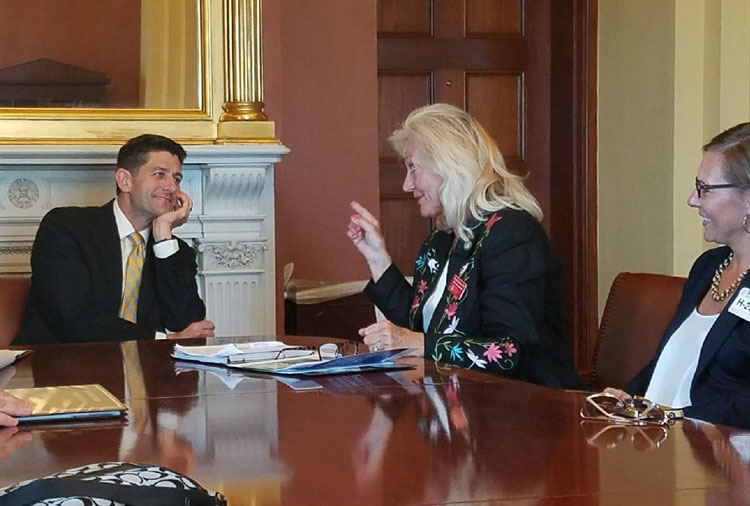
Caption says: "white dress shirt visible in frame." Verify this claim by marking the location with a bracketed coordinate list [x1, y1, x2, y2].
[113, 200, 178, 339]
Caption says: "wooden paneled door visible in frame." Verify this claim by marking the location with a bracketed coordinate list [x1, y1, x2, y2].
[377, 0, 598, 374]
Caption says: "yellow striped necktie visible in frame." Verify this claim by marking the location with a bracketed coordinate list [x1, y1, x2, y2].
[121, 341, 148, 432]
[120, 232, 145, 323]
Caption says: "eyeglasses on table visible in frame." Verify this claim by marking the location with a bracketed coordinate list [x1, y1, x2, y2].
[580, 392, 683, 426]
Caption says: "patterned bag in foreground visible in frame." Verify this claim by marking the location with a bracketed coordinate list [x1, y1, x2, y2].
[0, 462, 226, 506]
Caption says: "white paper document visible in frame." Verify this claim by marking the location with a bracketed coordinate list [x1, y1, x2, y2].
[233, 348, 417, 376]
[172, 341, 316, 366]
[0, 349, 30, 370]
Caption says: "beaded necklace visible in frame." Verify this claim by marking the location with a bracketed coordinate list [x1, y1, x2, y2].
[711, 252, 750, 302]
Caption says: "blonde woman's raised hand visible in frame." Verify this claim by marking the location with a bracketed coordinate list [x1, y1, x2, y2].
[347, 201, 392, 282]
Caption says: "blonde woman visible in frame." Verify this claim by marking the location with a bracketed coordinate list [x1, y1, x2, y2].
[348, 104, 581, 388]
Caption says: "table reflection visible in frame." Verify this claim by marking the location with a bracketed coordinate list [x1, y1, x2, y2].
[684, 421, 750, 505]
[0, 427, 31, 461]
[275, 370, 568, 505]
[3, 339, 750, 505]
[580, 421, 671, 450]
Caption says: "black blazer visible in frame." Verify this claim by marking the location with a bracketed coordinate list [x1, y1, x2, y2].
[14, 201, 206, 344]
[365, 208, 582, 389]
[626, 246, 750, 428]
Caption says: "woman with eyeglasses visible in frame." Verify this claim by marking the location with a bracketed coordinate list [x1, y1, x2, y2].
[605, 122, 750, 428]
[346, 103, 581, 389]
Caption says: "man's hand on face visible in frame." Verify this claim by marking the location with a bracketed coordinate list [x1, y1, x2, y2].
[151, 190, 193, 242]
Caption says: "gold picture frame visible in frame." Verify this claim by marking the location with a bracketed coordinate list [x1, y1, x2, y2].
[0, 0, 274, 144]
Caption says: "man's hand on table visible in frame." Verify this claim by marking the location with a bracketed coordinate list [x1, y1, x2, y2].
[168, 320, 216, 339]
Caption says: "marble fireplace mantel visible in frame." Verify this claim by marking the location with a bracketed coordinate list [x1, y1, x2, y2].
[0, 143, 289, 338]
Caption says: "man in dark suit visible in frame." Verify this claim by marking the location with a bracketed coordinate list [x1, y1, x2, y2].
[14, 134, 214, 344]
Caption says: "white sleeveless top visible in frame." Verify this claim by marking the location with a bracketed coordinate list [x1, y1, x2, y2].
[644, 308, 718, 408]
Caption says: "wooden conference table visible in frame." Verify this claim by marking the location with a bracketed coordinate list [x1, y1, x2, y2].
[0, 337, 749, 505]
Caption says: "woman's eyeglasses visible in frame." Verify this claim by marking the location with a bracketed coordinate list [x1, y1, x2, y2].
[580, 393, 683, 426]
[695, 178, 750, 198]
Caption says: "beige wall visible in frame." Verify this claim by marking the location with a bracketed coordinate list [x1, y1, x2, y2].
[598, 0, 750, 313]
[598, 0, 676, 312]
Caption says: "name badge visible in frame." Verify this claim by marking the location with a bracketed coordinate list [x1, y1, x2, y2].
[447, 274, 467, 300]
[728, 287, 750, 321]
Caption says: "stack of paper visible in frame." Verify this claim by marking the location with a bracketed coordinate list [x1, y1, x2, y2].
[173, 342, 417, 377]
[171, 341, 316, 366]
[234, 348, 417, 376]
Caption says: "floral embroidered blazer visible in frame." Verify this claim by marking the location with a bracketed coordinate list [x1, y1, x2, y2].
[364, 208, 582, 389]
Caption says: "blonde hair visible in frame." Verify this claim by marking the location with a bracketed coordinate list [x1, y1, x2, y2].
[389, 103, 542, 242]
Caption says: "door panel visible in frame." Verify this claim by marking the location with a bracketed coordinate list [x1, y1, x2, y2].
[377, 73, 432, 158]
[465, 0, 522, 36]
[465, 72, 522, 160]
[377, 0, 431, 36]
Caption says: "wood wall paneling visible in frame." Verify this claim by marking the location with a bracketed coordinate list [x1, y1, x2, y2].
[519, 2, 551, 229]
[377, 0, 431, 36]
[465, 0, 522, 36]
[548, 0, 598, 374]
[378, 39, 524, 70]
[377, 72, 433, 157]
[465, 72, 522, 159]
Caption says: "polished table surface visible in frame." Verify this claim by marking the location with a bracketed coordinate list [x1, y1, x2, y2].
[1, 337, 750, 505]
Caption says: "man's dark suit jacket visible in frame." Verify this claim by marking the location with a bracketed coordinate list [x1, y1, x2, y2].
[626, 246, 750, 428]
[14, 201, 206, 344]
[365, 208, 582, 389]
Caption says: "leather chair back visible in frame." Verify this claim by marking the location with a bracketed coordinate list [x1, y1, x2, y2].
[592, 272, 687, 390]
[0, 275, 30, 348]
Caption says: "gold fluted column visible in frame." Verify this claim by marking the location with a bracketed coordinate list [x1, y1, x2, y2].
[218, 0, 275, 141]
